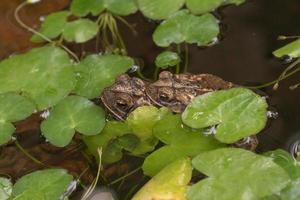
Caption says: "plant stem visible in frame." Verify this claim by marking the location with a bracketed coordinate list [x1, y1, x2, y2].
[14, 1, 79, 62]
[108, 166, 141, 186]
[176, 44, 181, 73]
[154, 67, 159, 80]
[15, 140, 45, 166]
[183, 43, 189, 72]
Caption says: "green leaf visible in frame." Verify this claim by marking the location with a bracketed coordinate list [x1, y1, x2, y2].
[132, 158, 192, 200]
[74, 54, 134, 99]
[155, 51, 180, 69]
[186, 0, 246, 15]
[31, 11, 70, 43]
[71, 0, 137, 16]
[41, 95, 106, 147]
[63, 19, 98, 43]
[0, 46, 76, 110]
[189, 148, 291, 200]
[153, 10, 219, 47]
[70, 0, 104, 16]
[0, 93, 35, 145]
[0, 177, 12, 200]
[12, 169, 73, 200]
[273, 39, 300, 58]
[279, 178, 300, 200]
[143, 114, 225, 176]
[137, 0, 185, 20]
[265, 149, 300, 180]
[182, 88, 268, 143]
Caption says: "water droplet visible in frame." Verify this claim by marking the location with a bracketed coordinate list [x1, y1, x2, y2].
[39, 16, 45, 22]
[40, 110, 50, 119]
[267, 111, 278, 119]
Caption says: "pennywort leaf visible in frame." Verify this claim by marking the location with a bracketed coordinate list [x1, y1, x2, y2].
[12, 169, 73, 200]
[132, 158, 192, 200]
[137, 0, 185, 20]
[153, 10, 219, 47]
[0, 46, 76, 110]
[41, 95, 106, 147]
[155, 51, 180, 69]
[0, 177, 12, 200]
[189, 148, 291, 200]
[0, 93, 35, 145]
[74, 54, 134, 99]
[273, 39, 300, 58]
[182, 88, 268, 143]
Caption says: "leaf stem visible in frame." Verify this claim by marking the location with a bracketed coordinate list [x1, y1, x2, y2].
[108, 166, 141, 186]
[183, 43, 189, 72]
[15, 140, 45, 166]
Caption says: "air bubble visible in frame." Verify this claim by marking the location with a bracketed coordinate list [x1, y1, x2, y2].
[39, 16, 45, 22]
[281, 55, 294, 64]
[204, 126, 217, 135]
[40, 110, 50, 119]
[267, 111, 278, 119]
[127, 65, 139, 73]
[289, 140, 300, 160]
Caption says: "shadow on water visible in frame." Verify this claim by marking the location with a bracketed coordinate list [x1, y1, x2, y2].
[0, 0, 300, 199]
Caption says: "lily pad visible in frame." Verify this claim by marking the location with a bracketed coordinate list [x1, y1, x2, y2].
[31, 11, 70, 43]
[62, 19, 98, 43]
[0, 46, 76, 110]
[132, 158, 192, 200]
[12, 169, 73, 200]
[71, 0, 137, 16]
[182, 88, 268, 143]
[137, 0, 185, 20]
[273, 39, 300, 58]
[74, 54, 134, 99]
[155, 51, 181, 69]
[0, 93, 36, 145]
[188, 148, 291, 200]
[153, 10, 219, 47]
[0, 177, 12, 200]
[186, 0, 245, 15]
[143, 114, 224, 176]
[41, 95, 106, 147]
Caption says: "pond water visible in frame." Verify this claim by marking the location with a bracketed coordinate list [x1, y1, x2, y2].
[0, 0, 300, 199]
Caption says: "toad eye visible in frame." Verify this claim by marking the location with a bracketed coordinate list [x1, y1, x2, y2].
[159, 93, 170, 101]
[158, 88, 174, 102]
[116, 99, 129, 109]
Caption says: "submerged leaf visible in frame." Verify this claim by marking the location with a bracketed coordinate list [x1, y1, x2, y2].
[155, 51, 181, 69]
[0, 93, 35, 145]
[63, 19, 98, 43]
[0, 177, 12, 200]
[143, 115, 224, 176]
[31, 11, 70, 43]
[12, 169, 73, 200]
[189, 148, 291, 200]
[137, 0, 185, 20]
[273, 39, 300, 58]
[182, 88, 268, 143]
[153, 10, 219, 47]
[132, 158, 192, 200]
[74, 54, 134, 99]
[0, 46, 76, 110]
[186, 0, 245, 15]
[41, 96, 105, 147]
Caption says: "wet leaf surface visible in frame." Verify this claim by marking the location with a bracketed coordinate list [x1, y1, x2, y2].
[12, 169, 73, 200]
[143, 115, 224, 176]
[155, 51, 180, 69]
[0, 46, 75, 110]
[70, 0, 104, 16]
[273, 39, 300, 58]
[74, 54, 134, 99]
[0, 93, 35, 145]
[153, 10, 219, 47]
[0, 177, 12, 200]
[137, 0, 185, 20]
[132, 158, 192, 200]
[189, 148, 290, 200]
[41, 95, 105, 147]
[182, 88, 268, 143]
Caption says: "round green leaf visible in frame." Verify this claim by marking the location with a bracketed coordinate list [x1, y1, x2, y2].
[63, 19, 98, 43]
[31, 11, 70, 43]
[186, 0, 246, 15]
[0, 46, 76, 110]
[41, 95, 106, 147]
[155, 51, 180, 69]
[153, 10, 219, 47]
[273, 39, 300, 58]
[132, 158, 192, 200]
[189, 148, 291, 200]
[103, 0, 138, 16]
[0, 177, 12, 200]
[0, 93, 36, 145]
[137, 0, 185, 20]
[12, 169, 73, 200]
[74, 54, 134, 99]
[182, 88, 268, 143]
[70, 0, 104, 16]
[143, 114, 224, 176]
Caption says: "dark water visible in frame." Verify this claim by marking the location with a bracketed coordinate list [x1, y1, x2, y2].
[0, 0, 300, 199]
